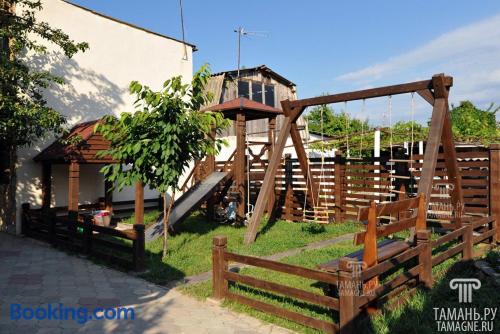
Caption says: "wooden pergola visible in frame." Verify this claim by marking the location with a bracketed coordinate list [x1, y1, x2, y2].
[203, 97, 283, 219]
[34, 120, 145, 224]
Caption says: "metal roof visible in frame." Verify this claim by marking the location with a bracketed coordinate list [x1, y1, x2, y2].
[212, 65, 296, 87]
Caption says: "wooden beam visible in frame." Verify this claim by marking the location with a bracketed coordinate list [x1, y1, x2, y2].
[135, 181, 144, 225]
[235, 112, 246, 219]
[68, 161, 80, 215]
[416, 97, 447, 215]
[244, 114, 292, 244]
[288, 76, 453, 115]
[416, 89, 434, 106]
[290, 122, 319, 206]
[440, 103, 464, 223]
[489, 144, 500, 242]
[266, 116, 277, 213]
[41, 162, 52, 211]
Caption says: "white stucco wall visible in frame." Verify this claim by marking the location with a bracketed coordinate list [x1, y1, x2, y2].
[15, 0, 193, 232]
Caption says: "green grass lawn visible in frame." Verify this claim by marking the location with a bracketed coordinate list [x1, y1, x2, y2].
[137, 211, 361, 284]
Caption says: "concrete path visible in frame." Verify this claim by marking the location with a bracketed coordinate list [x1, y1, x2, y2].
[0, 233, 292, 334]
[169, 233, 355, 287]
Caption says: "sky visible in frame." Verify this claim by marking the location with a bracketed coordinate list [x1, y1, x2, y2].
[70, 0, 500, 125]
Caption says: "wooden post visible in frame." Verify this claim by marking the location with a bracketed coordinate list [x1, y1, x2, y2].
[462, 221, 473, 261]
[41, 163, 52, 212]
[135, 181, 144, 225]
[283, 154, 293, 220]
[47, 210, 56, 246]
[338, 257, 361, 334]
[133, 224, 146, 271]
[489, 144, 500, 242]
[416, 230, 432, 289]
[266, 116, 277, 213]
[212, 235, 228, 300]
[334, 151, 344, 222]
[21, 203, 30, 236]
[104, 176, 113, 213]
[68, 161, 80, 221]
[235, 112, 246, 220]
[363, 202, 379, 291]
[83, 215, 93, 255]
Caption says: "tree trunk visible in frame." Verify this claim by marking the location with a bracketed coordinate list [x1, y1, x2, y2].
[0, 143, 17, 233]
[162, 189, 176, 258]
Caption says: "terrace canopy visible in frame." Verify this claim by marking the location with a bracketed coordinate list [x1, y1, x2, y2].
[34, 120, 116, 216]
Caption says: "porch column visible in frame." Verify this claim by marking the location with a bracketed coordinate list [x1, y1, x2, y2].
[135, 181, 144, 225]
[235, 112, 246, 219]
[104, 175, 113, 213]
[68, 161, 80, 221]
[266, 116, 276, 213]
[41, 162, 52, 212]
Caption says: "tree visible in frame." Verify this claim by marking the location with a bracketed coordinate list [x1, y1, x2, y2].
[96, 65, 229, 258]
[450, 101, 499, 144]
[0, 0, 88, 230]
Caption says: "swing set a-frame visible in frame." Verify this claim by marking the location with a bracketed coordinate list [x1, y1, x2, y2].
[244, 73, 463, 244]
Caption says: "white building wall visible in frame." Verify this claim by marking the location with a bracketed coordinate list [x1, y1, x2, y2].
[15, 0, 193, 232]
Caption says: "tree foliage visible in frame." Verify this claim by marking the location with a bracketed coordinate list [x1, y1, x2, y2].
[0, 0, 88, 146]
[96, 65, 229, 256]
[450, 101, 499, 144]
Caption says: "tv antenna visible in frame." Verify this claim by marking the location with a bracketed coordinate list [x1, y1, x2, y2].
[234, 27, 268, 78]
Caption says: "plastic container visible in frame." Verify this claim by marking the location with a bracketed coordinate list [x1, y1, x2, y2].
[93, 210, 111, 227]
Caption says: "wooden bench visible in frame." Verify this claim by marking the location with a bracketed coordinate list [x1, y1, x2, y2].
[318, 194, 427, 289]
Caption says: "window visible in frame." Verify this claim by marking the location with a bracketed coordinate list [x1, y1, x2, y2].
[252, 82, 263, 103]
[264, 85, 275, 107]
[238, 81, 250, 99]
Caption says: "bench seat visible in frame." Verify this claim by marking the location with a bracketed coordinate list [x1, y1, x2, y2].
[317, 239, 411, 273]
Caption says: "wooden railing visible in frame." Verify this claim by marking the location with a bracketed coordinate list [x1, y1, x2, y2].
[21, 203, 145, 271]
[212, 215, 497, 333]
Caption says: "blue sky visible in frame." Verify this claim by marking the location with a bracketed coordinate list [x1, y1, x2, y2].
[70, 0, 500, 124]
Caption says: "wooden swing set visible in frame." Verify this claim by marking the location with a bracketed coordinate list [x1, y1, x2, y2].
[244, 73, 462, 244]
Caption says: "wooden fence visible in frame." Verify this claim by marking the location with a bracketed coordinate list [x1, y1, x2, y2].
[212, 216, 496, 334]
[21, 203, 145, 271]
[214, 144, 498, 228]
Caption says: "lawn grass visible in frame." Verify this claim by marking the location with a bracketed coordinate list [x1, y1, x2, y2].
[139, 211, 362, 284]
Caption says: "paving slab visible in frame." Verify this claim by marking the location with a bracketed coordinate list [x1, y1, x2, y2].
[0, 232, 292, 333]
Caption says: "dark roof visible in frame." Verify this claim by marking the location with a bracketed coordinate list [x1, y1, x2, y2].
[34, 120, 117, 164]
[202, 97, 282, 121]
[212, 65, 296, 87]
[63, 1, 197, 51]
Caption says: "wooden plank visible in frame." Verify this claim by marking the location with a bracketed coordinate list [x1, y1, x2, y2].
[357, 197, 420, 221]
[362, 244, 424, 281]
[225, 292, 339, 333]
[431, 226, 467, 247]
[431, 243, 465, 266]
[224, 252, 338, 285]
[416, 96, 447, 212]
[356, 264, 422, 307]
[224, 271, 339, 310]
[288, 76, 453, 113]
[473, 229, 496, 244]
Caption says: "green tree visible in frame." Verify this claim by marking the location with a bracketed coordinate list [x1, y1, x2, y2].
[450, 101, 499, 144]
[0, 0, 88, 230]
[96, 65, 229, 258]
